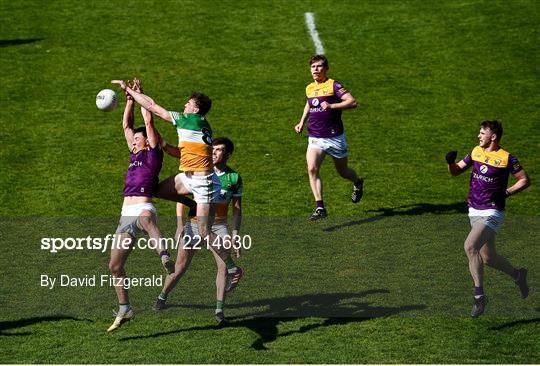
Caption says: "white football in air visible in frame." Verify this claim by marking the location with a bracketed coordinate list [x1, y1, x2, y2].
[96, 89, 118, 112]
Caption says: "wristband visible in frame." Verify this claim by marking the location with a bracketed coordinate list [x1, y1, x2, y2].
[505, 189, 511, 197]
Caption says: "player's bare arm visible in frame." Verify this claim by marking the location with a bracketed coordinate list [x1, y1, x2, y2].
[507, 169, 531, 196]
[132, 79, 160, 149]
[111, 79, 172, 123]
[446, 151, 468, 176]
[122, 89, 135, 149]
[321, 92, 357, 111]
[295, 102, 310, 133]
[161, 139, 181, 158]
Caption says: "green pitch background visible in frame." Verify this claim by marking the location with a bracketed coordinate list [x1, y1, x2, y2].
[1, 0, 539, 363]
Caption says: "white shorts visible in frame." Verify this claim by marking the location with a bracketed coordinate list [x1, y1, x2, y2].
[116, 203, 157, 238]
[308, 134, 348, 159]
[178, 172, 221, 204]
[182, 222, 229, 249]
[468, 208, 505, 233]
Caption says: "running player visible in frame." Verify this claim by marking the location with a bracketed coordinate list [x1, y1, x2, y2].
[446, 120, 530, 317]
[294, 54, 364, 221]
[108, 79, 173, 332]
[153, 137, 244, 326]
[110, 80, 242, 285]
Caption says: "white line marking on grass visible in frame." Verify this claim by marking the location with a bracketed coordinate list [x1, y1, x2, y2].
[304, 12, 325, 54]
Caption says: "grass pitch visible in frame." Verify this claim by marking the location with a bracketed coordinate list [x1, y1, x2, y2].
[1, 0, 539, 363]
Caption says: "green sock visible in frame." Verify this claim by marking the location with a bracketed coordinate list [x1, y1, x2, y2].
[225, 256, 236, 271]
[215, 300, 224, 314]
[158, 292, 168, 301]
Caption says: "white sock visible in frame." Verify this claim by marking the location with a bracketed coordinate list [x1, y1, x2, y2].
[119, 304, 131, 313]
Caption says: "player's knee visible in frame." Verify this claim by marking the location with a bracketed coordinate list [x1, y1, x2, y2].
[336, 167, 349, 178]
[108, 260, 123, 276]
[216, 259, 226, 273]
[138, 213, 156, 230]
[481, 253, 494, 266]
[463, 241, 477, 255]
[307, 165, 319, 176]
[172, 262, 188, 278]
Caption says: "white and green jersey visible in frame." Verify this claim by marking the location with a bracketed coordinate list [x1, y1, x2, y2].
[215, 166, 243, 220]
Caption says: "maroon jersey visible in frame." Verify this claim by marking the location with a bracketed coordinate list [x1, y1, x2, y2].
[123, 147, 163, 197]
[462, 146, 522, 210]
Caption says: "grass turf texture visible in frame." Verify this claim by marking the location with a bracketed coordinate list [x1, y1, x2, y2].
[1, 0, 539, 363]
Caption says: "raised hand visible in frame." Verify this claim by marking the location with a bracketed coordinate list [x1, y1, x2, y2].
[111, 80, 127, 90]
[445, 151, 458, 164]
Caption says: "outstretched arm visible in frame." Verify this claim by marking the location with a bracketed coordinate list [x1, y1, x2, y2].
[133, 79, 160, 149]
[160, 139, 181, 159]
[122, 91, 135, 150]
[111, 80, 173, 123]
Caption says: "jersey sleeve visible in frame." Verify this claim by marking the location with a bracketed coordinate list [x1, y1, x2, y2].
[169, 111, 182, 127]
[333, 80, 349, 99]
[508, 154, 523, 174]
[233, 174, 243, 197]
[462, 150, 473, 167]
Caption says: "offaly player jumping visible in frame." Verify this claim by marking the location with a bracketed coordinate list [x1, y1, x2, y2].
[446, 120, 530, 317]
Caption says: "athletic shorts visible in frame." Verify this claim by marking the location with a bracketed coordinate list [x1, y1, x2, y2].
[182, 221, 229, 249]
[308, 134, 348, 159]
[116, 202, 157, 238]
[178, 172, 221, 204]
[468, 207, 505, 233]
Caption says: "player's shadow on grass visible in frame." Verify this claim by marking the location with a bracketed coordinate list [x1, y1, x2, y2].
[369, 202, 468, 216]
[489, 307, 540, 331]
[489, 317, 540, 331]
[323, 202, 468, 232]
[0, 38, 44, 47]
[0, 315, 90, 336]
[120, 289, 427, 350]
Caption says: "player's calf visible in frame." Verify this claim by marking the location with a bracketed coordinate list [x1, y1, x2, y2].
[514, 268, 529, 299]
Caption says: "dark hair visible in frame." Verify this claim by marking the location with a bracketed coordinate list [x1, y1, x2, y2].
[190, 92, 212, 116]
[309, 54, 328, 69]
[212, 137, 234, 154]
[133, 126, 147, 138]
[480, 120, 503, 141]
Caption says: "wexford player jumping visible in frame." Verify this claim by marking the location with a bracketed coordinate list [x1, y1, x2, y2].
[295, 54, 364, 221]
[108, 79, 174, 332]
[153, 137, 243, 326]
[110, 80, 242, 284]
[446, 120, 530, 317]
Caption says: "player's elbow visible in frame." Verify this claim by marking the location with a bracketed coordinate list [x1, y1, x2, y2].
[522, 175, 531, 190]
[347, 98, 357, 109]
[449, 166, 462, 176]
